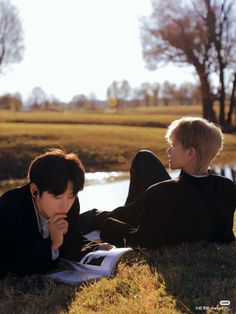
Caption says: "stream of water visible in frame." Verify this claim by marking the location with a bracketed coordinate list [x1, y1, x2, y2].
[79, 170, 180, 213]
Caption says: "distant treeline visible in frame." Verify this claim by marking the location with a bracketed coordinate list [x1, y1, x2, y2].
[0, 80, 203, 112]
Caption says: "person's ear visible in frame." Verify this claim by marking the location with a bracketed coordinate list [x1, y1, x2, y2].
[30, 183, 39, 198]
[187, 147, 197, 161]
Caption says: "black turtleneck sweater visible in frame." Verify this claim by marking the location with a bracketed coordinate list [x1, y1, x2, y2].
[100, 171, 236, 248]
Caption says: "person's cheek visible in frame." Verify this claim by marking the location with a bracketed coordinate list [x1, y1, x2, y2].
[49, 199, 60, 217]
[68, 199, 74, 211]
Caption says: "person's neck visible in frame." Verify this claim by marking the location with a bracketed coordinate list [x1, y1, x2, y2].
[182, 165, 209, 176]
[32, 197, 49, 220]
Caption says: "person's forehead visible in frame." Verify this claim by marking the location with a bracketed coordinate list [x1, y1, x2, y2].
[66, 181, 74, 189]
[170, 133, 178, 142]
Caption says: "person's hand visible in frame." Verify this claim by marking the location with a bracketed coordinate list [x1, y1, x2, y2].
[98, 242, 114, 251]
[49, 214, 68, 251]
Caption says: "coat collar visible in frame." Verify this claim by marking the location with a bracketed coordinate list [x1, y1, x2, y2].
[19, 184, 41, 238]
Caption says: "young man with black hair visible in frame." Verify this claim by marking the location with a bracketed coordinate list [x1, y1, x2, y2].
[0, 149, 112, 277]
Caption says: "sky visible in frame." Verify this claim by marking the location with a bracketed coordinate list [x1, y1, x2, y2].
[1, 0, 197, 102]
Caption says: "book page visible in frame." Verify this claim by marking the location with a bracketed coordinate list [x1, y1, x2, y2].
[59, 258, 101, 274]
[48, 270, 102, 284]
[79, 247, 132, 276]
[48, 247, 132, 284]
[84, 230, 101, 241]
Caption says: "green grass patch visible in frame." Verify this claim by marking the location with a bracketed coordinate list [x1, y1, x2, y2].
[0, 122, 166, 180]
[0, 121, 236, 182]
[0, 108, 235, 313]
[0, 106, 202, 127]
[0, 241, 235, 313]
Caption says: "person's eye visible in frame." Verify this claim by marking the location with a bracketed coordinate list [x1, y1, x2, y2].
[55, 195, 62, 199]
[69, 195, 75, 199]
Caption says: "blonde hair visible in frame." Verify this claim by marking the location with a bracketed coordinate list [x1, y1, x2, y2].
[165, 117, 224, 170]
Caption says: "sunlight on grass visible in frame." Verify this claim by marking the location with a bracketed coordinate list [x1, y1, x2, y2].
[0, 108, 235, 313]
[1, 241, 235, 313]
[0, 121, 235, 182]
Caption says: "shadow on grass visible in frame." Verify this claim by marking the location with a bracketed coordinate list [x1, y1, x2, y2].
[0, 243, 235, 313]
[0, 274, 81, 314]
[144, 241, 236, 313]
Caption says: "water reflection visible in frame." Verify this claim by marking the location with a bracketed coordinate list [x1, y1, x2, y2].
[79, 172, 129, 213]
[85, 171, 129, 186]
[79, 170, 179, 213]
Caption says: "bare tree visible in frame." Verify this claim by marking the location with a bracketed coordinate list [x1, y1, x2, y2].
[0, 0, 24, 73]
[69, 94, 87, 110]
[227, 73, 236, 126]
[0, 92, 23, 110]
[107, 80, 132, 109]
[161, 81, 176, 106]
[139, 82, 153, 106]
[28, 86, 47, 109]
[151, 82, 160, 106]
[176, 82, 196, 106]
[204, 0, 236, 127]
[141, 0, 236, 128]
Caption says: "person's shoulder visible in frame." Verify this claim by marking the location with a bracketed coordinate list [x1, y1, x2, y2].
[0, 184, 30, 204]
[210, 173, 236, 200]
[147, 178, 178, 194]
[210, 172, 236, 187]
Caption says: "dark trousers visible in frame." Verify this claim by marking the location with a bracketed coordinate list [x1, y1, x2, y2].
[125, 150, 170, 204]
[79, 150, 170, 240]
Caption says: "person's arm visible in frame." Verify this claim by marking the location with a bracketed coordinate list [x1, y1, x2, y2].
[11, 237, 57, 275]
[60, 197, 101, 261]
[128, 186, 171, 249]
[0, 191, 56, 276]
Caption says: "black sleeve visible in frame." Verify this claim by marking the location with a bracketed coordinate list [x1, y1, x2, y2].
[0, 191, 56, 276]
[60, 197, 99, 261]
[234, 182, 236, 207]
[131, 187, 171, 248]
[9, 238, 57, 276]
[108, 193, 146, 227]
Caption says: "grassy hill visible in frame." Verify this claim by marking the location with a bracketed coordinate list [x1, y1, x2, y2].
[0, 107, 235, 313]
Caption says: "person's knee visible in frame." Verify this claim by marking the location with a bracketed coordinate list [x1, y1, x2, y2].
[132, 150, 157, 165]
[100, 218, 130, 247]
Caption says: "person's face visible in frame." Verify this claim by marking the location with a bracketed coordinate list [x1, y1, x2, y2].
[34, 181, 76, 219]
[166, 135, 190, 170]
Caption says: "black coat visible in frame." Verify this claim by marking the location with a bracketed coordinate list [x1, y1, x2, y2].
[0, 184, 96, 276]
[100, 171, 236, 248]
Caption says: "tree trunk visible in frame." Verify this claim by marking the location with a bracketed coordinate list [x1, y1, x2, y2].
[226, 73, 236, 127]
[199, 73, 217, 122]
[218, 63, 226, 126]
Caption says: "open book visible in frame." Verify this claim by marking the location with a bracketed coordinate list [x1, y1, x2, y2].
[48, 247, 132, 284]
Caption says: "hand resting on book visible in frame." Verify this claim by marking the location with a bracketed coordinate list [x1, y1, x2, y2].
[97, 242, 114, 251]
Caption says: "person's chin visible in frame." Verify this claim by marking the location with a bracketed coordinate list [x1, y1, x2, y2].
[169, 164, 177, 170]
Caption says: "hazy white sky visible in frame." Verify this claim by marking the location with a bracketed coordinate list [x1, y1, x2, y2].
[1, 0, 196, 101]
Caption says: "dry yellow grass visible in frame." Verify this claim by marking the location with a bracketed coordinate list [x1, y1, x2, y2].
[0, 121, 235, 183]
[0, 241, 235, 313]
[0, 108, 235, 313]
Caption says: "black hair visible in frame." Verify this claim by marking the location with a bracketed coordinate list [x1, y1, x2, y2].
[27, 149, 85, 196]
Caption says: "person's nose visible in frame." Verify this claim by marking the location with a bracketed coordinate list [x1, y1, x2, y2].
[166, 146, 171, 154]
[58, 197, 70, 213]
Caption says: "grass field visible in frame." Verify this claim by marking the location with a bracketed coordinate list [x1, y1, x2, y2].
[0, 107, 236, 313]
[0, 106, 202, 126]
[0, 242, 235, 313]
[0, 107, 236, 183]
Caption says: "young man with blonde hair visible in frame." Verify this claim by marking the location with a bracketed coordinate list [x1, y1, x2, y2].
[81, 117, 236, 248]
